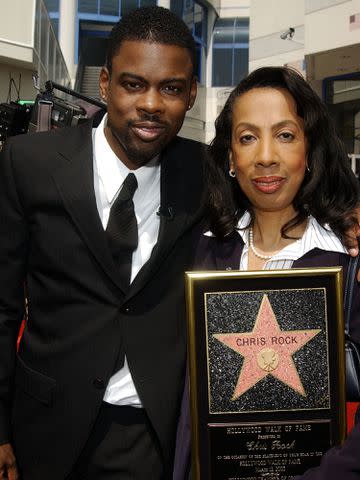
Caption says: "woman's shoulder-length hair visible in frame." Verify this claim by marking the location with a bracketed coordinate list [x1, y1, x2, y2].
[206, 66, 360, 242]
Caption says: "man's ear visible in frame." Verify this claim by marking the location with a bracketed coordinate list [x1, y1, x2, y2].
[99, 66, 110, 101]
[187, 76, 197, 110]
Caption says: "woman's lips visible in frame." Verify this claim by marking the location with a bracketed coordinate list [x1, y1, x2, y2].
[252, 176, 285, 194]
[131, 123, 165, 142]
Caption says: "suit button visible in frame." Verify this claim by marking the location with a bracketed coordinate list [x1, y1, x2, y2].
[121, 305, 132, 313]
[93, 378, 105, 389]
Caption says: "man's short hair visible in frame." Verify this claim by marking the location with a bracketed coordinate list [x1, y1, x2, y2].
[106, 6, 197, 75]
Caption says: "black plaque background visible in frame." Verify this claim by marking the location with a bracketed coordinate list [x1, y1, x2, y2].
[207, 289, 328, 414]
[186, 269, 345, 480]
[209, 420, 331, 480]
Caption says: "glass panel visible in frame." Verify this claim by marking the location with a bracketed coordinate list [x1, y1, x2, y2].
[55, 47, 61, 82]
[100, 0, 119, 16]
[40, 65, 47, 90]
[212, 48, 233, 87]
[40, 4, 49, 70]
[213, 18, 235, 44]
[140, 0, 156, 6]
[233, 47, 249, 84]
[194, 2, 203, 39]
[50, 18, 59, 38]
[195, 43, 201, 82]
[170, 0, 183, 18]
[121, 0, 138, 16]
[34, 1, 40, 54]
[48, 41, 55, 81]
[44, 0, 59, 12]
[235, 18, 249, 44]
[183, 0, 194, 30]
[78, 0, 99, 14]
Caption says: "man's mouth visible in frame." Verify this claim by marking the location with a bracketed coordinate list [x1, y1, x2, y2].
[131, 122, 166, 142]
[252, 176, 285, 194]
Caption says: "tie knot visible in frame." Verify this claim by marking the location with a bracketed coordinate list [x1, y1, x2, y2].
[119, 173, 138, 202]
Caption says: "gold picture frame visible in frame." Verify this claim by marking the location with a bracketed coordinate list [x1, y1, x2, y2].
[185, 267, 346, 480]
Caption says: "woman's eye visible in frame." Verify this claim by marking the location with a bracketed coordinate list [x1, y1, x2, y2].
[279, 132, 295, 141]
[240, 134, 255, 144]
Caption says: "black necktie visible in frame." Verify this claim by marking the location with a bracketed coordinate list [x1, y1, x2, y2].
[106, 173, 138, 287]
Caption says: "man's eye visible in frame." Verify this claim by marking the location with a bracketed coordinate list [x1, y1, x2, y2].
[123, 82, 142, 90]
[164, 85, 182, 94]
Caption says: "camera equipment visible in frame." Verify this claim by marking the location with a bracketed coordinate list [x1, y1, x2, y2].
[0, 78, 106, 151]
[28, 80, 106, 132]
[0, 101, 32, 146]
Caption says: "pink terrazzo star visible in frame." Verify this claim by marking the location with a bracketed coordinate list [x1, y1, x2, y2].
[213, 294, 321, 400]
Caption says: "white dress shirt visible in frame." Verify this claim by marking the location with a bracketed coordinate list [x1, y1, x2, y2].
[235, 211, 348, 270]
[92, 114, 161, 407]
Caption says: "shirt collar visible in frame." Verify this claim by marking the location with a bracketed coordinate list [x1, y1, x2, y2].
[94, 114, 160, 204]
[235, 211, 347, 259]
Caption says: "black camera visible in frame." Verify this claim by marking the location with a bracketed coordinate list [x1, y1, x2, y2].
[0, 101, 33, 146]
[0, 80, 106, 151]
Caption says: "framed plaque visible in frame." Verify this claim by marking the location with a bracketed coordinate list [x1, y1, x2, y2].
[185, 267, 346, 480]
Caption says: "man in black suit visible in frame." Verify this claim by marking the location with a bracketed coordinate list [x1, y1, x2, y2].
[0, 7, 204, 480]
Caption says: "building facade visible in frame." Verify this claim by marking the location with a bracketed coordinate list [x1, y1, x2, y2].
[3, 0, 358, 154]
[249, 0, 360, 171]
[0, 0, 250, 143]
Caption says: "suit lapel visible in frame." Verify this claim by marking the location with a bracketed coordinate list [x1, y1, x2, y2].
[52, 121, 125, 292]
[126, 139, 191, 300]
[213, 233, 244, 271]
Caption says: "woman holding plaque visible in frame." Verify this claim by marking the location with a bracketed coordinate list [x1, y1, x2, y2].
[173, 66, 360, 480]
[196, 65, 360, 339]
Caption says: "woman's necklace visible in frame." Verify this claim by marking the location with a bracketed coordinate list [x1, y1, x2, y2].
[248, 228, 280, 260]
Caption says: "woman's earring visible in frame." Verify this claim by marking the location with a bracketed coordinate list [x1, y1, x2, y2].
[306, 164, 311, 173]
[229, 170, 236, 178]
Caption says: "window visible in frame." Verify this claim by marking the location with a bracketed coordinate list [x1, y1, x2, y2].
[78, 0, 98, 14]
[44, 0, 59, 12]
[100, 0, 120, 16]
[170, 0, 207, 83]
[78, 0, 155, 15]
[212, 17, 249, 87]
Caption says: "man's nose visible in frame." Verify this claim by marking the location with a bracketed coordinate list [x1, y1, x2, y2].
[136, 89, 164, 115]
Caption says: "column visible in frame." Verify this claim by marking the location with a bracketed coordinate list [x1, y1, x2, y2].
[59, 0, 77, 86]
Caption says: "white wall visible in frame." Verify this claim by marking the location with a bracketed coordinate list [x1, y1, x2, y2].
[0, 64, 36, 103]
[0, 0, 35, 46]
[305, 0, 360, 54]
[207, 0, 250, 17]
[249, 0, 304, 71]
[0, 0, 35, 65]
[250, 0, 303, 38]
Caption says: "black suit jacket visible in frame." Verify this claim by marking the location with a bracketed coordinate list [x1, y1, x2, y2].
[0, 121, 205, 479]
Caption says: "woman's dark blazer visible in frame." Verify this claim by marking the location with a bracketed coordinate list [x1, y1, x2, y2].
[173, 231, 360, 480]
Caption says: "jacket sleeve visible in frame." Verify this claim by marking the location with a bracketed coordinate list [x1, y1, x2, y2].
[295, 255, 360, 479]
[294, 419, 360, 480]
[0, 140, 28, 444]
